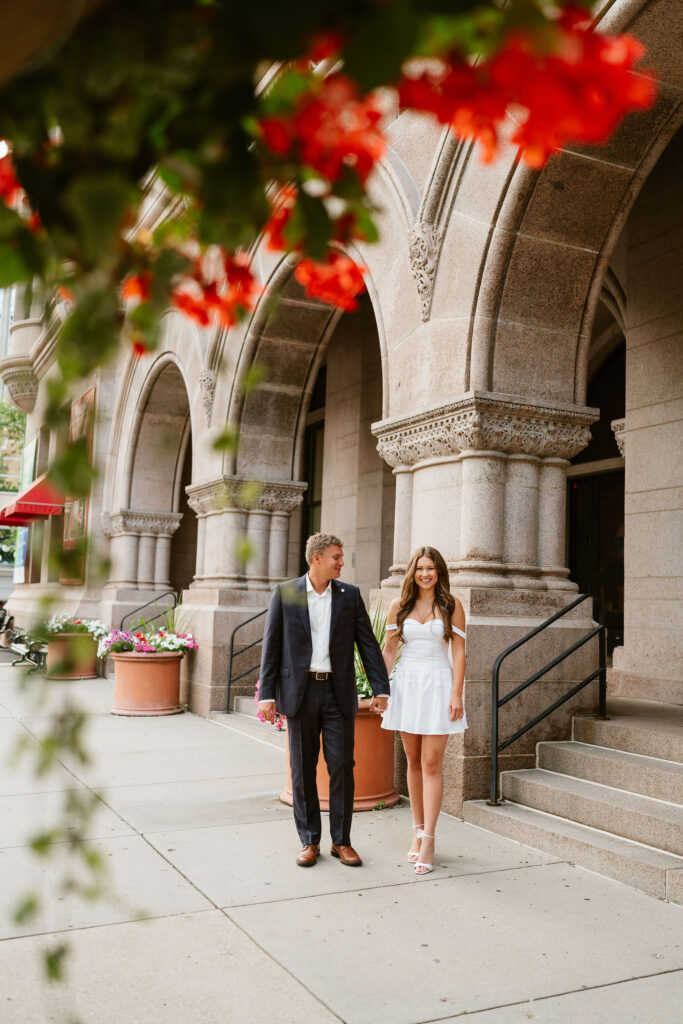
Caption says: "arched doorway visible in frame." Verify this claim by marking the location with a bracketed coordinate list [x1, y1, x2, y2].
[297, 294, 395, 589]
[104, 359, 197, 623]
[568, 318, 625, 656]
[232, 272, 394, 599]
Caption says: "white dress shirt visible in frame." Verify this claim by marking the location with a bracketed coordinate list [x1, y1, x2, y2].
[259, 576, 333, 704]
[306, 574, 332, 672]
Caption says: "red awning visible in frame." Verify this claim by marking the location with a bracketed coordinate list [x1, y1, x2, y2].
[0, 474, 64, 526]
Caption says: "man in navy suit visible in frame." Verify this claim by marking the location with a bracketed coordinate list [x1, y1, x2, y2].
[259, 533, 390, 866]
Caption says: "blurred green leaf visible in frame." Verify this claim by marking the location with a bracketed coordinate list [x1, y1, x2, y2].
[241, 363, 266, 395]
[213, 427, 239, 454]
[14, 894, 39, 924]
[64, 176, 138, 267]
[235, 536, 254, 564]
[44, 944, 69, 982]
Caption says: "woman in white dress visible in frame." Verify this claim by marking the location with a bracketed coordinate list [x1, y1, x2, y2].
[380, 546, 466, 874]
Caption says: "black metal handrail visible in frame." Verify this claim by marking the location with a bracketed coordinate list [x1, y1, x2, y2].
[489, 593, 607, 805]
[120, 590, 179, 631]
[226, 608, 267, 713]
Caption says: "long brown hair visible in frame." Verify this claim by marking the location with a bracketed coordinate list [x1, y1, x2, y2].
[396, 546, 455, 643]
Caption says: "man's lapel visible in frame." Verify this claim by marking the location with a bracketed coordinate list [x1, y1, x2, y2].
[295, 574, 312, 643]
[329, 578, 344, 641]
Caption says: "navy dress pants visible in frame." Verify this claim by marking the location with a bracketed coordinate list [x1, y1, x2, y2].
[286, 676, 355, 846]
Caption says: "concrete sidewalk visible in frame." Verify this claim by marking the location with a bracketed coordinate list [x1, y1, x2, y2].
[0, 663, 681, 1024]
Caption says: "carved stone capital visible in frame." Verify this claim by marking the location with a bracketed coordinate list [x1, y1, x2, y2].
[0, 356, 38, 413]
[102, 509, 183, 536]
[373, 392, 598, 467]
[186, 476, 307, 515]
[408, 223, 443, 323]
[199, 369, 216, 425]
[611, 417, 625, 457]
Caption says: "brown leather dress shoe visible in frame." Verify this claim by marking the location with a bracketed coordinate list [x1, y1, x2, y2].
[330, 844, 362, 866]
[296, 844, 320, 867]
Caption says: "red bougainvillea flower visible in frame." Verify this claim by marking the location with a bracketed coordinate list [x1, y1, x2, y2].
[172, 281, 212, 326]
[122, 271, 153, 302]
[0, 152, 22, 206]
[171, 248, 260, 329]
[307, 31, 344, 65]
[399, 61, 507, 164]
[260, 75, 385, 184]
[264, 184, 372, 256]
[398, 4, 656, 167]
[295, 251, 367, 310]
[263, 185, 298, 252]
[130, 334, 150, 358]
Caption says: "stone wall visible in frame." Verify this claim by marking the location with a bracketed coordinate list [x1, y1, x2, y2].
[611, 128, 683, 704]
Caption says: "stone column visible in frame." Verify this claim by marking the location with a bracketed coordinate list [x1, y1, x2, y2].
[389, 466, 413, 583]
[458, 450, 507, 581]
[245, 512, 271, 585]
[537, 458, 574, 589]
[101, 510, 182, 588]
[106, 531, 139, 586]
[137, 533, 156, 588]
[0, 284, 43, 411]
[185, 476, 307, 586]
[373, 391, 596, 591]
[505, 453, 542, 587]
[268, 512, 290, 581]
[190, 505, 207, 580]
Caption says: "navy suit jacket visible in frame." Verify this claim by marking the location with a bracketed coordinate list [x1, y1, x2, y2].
[259, 574, 390, 719]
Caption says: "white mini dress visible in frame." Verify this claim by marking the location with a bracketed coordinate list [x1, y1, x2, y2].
[380, 617, 467, 736]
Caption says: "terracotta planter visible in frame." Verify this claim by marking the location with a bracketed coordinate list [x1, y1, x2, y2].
[281, 698, 399, 811]
[47, 633, 98, 680]
[111, 651, 184, 716]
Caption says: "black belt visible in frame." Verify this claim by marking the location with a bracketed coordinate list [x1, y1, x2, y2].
[309, 671, 333, 681]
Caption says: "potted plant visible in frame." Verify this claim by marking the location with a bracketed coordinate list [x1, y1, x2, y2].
[276, 603, 400, 811]
[98, 628, 198, 716]
[44, 615, 108, 680]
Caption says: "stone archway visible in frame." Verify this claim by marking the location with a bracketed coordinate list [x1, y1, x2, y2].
[102, 358, 196, 623]
[188, 266, 394, 600]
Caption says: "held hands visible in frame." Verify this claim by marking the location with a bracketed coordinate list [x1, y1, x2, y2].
[260, 701, 276, 724]
[370, 696, 389, 715]
[449, 692, 464, 722]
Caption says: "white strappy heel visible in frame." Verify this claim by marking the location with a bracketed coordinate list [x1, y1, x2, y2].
[414, 830, 436, 874]
[407, 824, 424, 863]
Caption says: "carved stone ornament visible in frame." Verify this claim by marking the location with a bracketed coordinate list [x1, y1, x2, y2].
[101, 509, 183, 537]
[0, 356, 38, 413]
[186, 476, 307, 516]
[199, 369, 216, 425]
[408, 223, 443, 322]
[372, 392, 598, 467]
[611, 418, 625, 457]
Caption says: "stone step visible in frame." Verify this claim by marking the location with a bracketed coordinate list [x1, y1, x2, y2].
[233, 695, 258, 717]
[607, 669, 683, 707]
[538, 740, 683, 804]
[573, 697, 683, 762]
[501, 768, 683, 855]
[463, 799, 683, 904]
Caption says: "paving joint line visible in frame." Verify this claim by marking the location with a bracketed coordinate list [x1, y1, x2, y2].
[223, 859, 570, 910]
[220, 905, 347, 1024]
[0, 906, 218, 944]
[414, 965, 683, 1023]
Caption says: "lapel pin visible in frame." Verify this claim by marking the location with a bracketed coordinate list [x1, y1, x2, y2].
[341, 588, 345, 592]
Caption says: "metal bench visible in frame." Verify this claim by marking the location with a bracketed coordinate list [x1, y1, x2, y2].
[10, 631, 47, 670]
